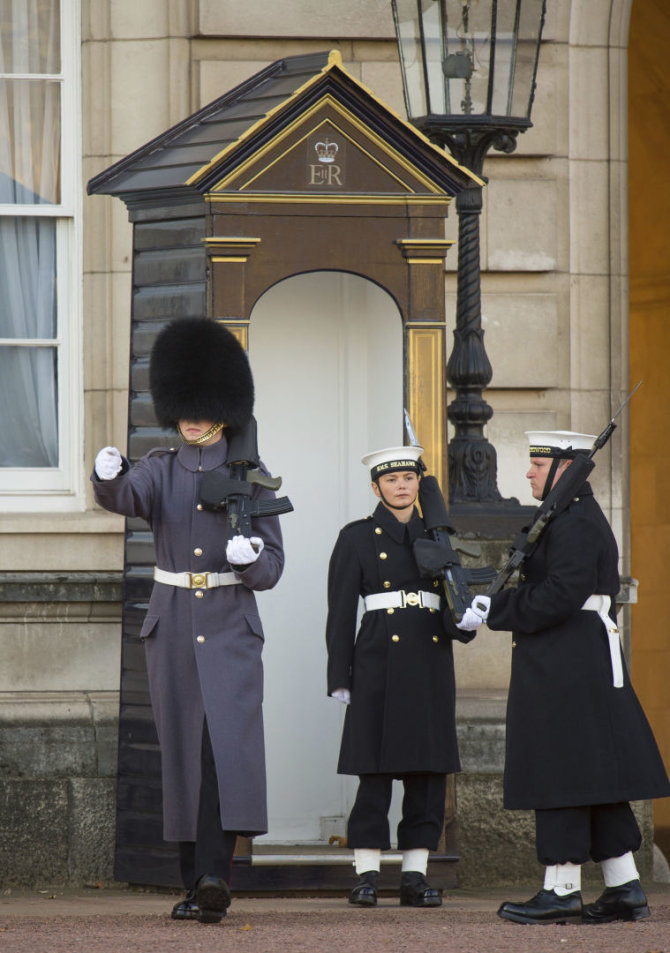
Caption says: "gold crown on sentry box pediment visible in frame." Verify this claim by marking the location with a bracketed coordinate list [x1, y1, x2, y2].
[314, 138, 338, 163]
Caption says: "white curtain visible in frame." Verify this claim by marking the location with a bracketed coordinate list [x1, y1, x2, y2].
[0, 0, 61, 467]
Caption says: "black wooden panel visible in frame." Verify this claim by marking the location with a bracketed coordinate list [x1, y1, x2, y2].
[128, 430, 178, 461]
[119, 708, 160, 746]
[133, 285, 206, 323]
[129, 393, 157, 428]
[123, 570, 153, 604]
[126, 529, 156, 565]
[134, 217, 205, 250]
[134, 247, 205, 286]
[116, 776, 163, 813]
[114, 208, 213, 888]
[130, 358, 150, 393]
[114, 846, 181, 888]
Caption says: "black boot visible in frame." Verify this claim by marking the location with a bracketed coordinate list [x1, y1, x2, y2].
[498, 888, 583, 924]
[582, 879, 650, 923]
[349, 870, 378, 907]
[171, 887, 199, 920]
[400, 871, 442, 907]
[194, 873, 231, 924]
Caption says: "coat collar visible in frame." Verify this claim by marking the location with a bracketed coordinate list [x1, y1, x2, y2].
[176, 434, 229, 472]
[372, 501, 424, 544]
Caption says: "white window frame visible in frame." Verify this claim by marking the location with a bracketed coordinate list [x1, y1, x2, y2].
[0, 0, 83, 511]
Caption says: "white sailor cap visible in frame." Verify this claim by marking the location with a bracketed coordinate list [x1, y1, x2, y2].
[361, 445, 423, 480]
[526, 430, 595, 459]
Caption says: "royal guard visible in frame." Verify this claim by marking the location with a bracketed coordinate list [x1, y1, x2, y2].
[92, 317, 285, 924]
[326, 446, 462, 907]
[458, 430, 670, 925]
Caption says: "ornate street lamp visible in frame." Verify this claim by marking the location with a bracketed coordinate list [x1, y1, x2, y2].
[391, 0, 546, 511]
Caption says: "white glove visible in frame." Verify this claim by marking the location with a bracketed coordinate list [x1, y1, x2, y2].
[456, 608, 483, 632]
[95, 446, 122, 480]
[226, 535, 264, 565]
[471, 595, 491, 622]
[331, 688, 351, 705]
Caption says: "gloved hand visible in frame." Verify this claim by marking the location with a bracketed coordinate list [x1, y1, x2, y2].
[456, 607, 484, 632]
[226, 535, 264, 565]
[331, 688, 351, 705]
[471, 595, 491, 622]
[95, 446, 123, 480]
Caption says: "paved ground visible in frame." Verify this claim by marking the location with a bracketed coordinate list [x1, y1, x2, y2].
[2, 883, 670, 953]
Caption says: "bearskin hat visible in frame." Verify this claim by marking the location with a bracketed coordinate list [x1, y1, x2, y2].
[149, 317, 254, 432]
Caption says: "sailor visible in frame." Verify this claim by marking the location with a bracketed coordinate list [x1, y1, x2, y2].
[458, 430, 670, 925]
[92, 317, 285, 924]
[326, 446, 462, 907]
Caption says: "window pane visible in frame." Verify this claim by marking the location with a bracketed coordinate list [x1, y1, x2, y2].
[0, 346, 58, 466]
[0, 217, 56, 338]
[0, 0, 61, 74]
[0, 78, 61, 204]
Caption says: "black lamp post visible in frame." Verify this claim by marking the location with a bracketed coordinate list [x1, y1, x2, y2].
[391, 0, 546, 510]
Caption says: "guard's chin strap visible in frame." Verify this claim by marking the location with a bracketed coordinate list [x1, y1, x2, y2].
[374, 482, 418, 511]
[540, 456, 566, 501]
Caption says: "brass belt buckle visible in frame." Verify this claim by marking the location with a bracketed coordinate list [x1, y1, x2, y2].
[403, 591, 421, 607]
[190, 572, 207, 589]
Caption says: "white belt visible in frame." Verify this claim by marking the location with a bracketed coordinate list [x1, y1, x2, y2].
[153, 567, 240, 590]
[363, 590, 441, 612]
[581, 594, 623, 688]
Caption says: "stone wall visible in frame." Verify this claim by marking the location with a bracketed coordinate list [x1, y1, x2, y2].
[0, 573, 121, 886]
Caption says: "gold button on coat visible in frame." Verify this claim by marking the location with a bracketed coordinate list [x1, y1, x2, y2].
[194, 548, 203, 557]
[433, 636, 439, 643]
[375, 527, 382, 535]
[383, 581, 391, 589]
[196, 504, 203, 511]
[391, 634, 400, 642]
[197, 635, 205, 644]
[387, 608, 394, 615]
[379, 552, 388, 560]
[195, 590, 204, 599]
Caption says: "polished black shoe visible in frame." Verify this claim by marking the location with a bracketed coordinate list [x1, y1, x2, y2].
[400, 871, 442, 907]
[497, 888, 583, 924]
[582, 879, 650, 923]
[194, 873, 231, 924]
[171, 888, 199, 920]
[349, 870, 378, 907]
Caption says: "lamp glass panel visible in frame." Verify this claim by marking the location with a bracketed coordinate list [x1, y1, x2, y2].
[394, 0, 544, 122]
[392, 0, 429, 117]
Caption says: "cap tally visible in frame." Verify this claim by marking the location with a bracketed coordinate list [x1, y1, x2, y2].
[362, 445, 423, 481]
[526, 430, 595, 459]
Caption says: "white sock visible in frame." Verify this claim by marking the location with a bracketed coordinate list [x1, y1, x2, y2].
[543, 865, 558, 890]
[545, 862, 581, 895]
[401, 848, 429, 874]
[601, 851, 639, 887]
[354, 848, 381, 875]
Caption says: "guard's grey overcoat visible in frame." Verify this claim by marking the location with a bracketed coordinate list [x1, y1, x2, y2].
[326, 502, 461, 776]
[488, 483, 670, 810]
[92, 436, 284, 840]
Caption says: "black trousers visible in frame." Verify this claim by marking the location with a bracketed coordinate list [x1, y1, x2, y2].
[178, 719, 238, 889]
[535, 802, 642, 866]
[347, 773, 447, 851]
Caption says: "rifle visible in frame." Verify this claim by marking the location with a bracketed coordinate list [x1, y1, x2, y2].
[487, 382, 641, 596]
[404, 410, 496, 637]
[198, 416, 293, 540]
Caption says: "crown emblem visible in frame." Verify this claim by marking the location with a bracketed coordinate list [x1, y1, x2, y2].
[315, 138, 339, 163]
